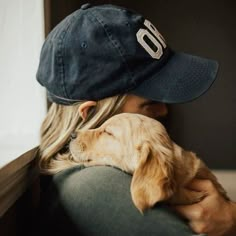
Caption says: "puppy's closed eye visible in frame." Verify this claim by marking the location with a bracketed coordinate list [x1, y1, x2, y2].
[104, 129, 114, 136]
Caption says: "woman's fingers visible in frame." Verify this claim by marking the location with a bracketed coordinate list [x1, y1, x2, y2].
[173, 179, 236, 236]
[186, 178, 217, 194]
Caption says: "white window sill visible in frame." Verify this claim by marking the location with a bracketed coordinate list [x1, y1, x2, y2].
[0, 134, 41, 169]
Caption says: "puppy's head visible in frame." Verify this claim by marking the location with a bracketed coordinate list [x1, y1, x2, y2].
[69, 113, 147, 172]
[69, 113, 176, 211]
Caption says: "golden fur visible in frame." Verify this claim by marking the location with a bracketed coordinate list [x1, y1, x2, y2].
[69, 113, 229, 212]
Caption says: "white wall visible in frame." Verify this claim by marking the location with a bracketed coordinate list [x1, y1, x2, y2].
[0, 0, 47, 167]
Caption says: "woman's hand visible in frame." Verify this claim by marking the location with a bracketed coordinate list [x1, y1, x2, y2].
[173, 179, 236, 236]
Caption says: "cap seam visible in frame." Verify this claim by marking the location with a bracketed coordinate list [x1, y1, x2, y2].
[88, 9, 135, 86]
[57, 14, 78, 100]
[56, 38, 67, 98]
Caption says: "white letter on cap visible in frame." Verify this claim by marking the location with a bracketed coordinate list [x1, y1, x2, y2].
[137, 19, 167, 59]
[144, 20, 166, 49]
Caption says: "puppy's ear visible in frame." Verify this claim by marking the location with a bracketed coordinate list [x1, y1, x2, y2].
[131, 142, 175, 213]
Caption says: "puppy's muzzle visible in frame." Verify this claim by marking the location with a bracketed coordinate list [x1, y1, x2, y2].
[70, 131, 86, 153]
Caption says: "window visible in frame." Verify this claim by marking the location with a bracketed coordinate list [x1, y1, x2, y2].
[0, 0, 46, 168]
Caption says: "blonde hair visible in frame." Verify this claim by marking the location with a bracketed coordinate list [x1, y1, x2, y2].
[39, 95, 127, 174]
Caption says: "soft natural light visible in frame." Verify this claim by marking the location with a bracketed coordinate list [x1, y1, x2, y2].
[0, 0, 47, 168]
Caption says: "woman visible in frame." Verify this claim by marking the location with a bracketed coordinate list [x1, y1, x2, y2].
[37, 3, 236, 235]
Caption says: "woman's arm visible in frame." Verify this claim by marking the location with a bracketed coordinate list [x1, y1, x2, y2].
[174, 179, 236, 236]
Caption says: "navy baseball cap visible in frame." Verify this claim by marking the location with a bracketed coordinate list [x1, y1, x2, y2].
[36, 3, 219, 105]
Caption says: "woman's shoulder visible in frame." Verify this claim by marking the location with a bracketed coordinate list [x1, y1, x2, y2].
[52, 165, 132, 188]
[40, 166, 193, 236]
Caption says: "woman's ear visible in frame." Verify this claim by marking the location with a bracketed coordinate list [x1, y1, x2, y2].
[79, 101, 97, 121]
[131, 142, 175, 213]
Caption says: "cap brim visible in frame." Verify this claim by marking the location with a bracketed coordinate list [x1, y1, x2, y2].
[130, 52, 219, 104]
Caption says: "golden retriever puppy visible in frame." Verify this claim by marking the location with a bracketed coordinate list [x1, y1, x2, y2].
[69, 113, 229, 212]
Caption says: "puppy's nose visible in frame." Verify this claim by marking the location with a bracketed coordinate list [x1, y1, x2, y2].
[70, 131, 77, 140]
